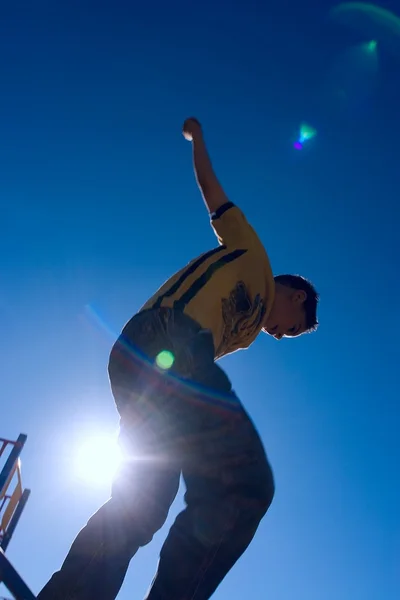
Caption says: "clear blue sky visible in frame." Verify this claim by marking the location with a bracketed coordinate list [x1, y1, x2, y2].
[1, 1, 399, 599]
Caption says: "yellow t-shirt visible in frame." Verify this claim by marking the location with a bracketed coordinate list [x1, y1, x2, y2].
[141, 202, 275, 359]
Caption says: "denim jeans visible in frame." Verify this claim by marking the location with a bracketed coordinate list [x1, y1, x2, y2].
[38, 308, 275, 600]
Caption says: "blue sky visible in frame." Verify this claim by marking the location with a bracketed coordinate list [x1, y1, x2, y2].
[1, 1, 399, 598]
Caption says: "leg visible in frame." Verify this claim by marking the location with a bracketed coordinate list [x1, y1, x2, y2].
[37, 436, 181, 600]
[146, 364, 275, 600]
[37, 310, 192, 600]
[37, 308, 213, 600]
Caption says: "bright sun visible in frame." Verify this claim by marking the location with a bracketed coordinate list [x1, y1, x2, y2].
[74, 433, 122, 486]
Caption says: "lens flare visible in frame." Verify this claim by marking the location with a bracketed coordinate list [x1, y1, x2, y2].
[330, 3, 400, 59]
[156, 350, 175, 370]
[74, 433, 122, 486]
[299, 123, 317, 143]
[293, 123, 317, 150]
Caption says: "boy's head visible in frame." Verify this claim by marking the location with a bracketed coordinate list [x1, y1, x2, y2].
[264, 274, 319, 340]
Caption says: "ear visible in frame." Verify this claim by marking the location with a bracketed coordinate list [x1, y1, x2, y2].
[293, 290, 307, 305]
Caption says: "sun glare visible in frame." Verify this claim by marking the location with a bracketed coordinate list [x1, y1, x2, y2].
[74, 433, 122, 486]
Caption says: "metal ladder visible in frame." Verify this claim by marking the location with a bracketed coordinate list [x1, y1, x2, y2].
[0, 434, 35, 600]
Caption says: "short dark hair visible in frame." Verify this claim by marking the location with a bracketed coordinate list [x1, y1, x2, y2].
[274, 274, 319, 333]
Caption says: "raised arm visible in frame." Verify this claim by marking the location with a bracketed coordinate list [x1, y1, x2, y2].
[182, 117, 229, 215]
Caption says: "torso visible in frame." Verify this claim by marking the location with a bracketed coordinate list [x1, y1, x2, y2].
[140, 204, 275, 359]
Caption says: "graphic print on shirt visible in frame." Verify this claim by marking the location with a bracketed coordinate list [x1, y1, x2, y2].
[216, 281, 267, 356]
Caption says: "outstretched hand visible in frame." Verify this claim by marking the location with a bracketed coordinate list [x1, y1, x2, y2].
[182, 117, 203, 142]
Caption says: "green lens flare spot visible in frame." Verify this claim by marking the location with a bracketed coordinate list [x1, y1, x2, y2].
[156, 350, 175, 370]
[367, 39, 377, 51]
[299, 123, 317, 143]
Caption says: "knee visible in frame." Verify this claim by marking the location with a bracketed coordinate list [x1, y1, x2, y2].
[253, 458, 275, 518]
[190, 486, 274, 551]
[134, 499, 171, 547]
[236, 457, 275, 527]
[88, 495, 169, 551]
[190, 467, 275, 549]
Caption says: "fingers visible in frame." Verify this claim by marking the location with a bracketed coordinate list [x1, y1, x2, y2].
[182, 117, 202, 141]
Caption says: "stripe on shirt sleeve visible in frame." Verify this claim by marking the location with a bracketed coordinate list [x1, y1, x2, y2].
[210, 202, 235, 221]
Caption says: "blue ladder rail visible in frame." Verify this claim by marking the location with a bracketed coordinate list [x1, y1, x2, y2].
[0, 548, 36, 600]
[0, 434, 36, 599]
[0, 489, 31, 554]
[0, 435, 27, 498]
